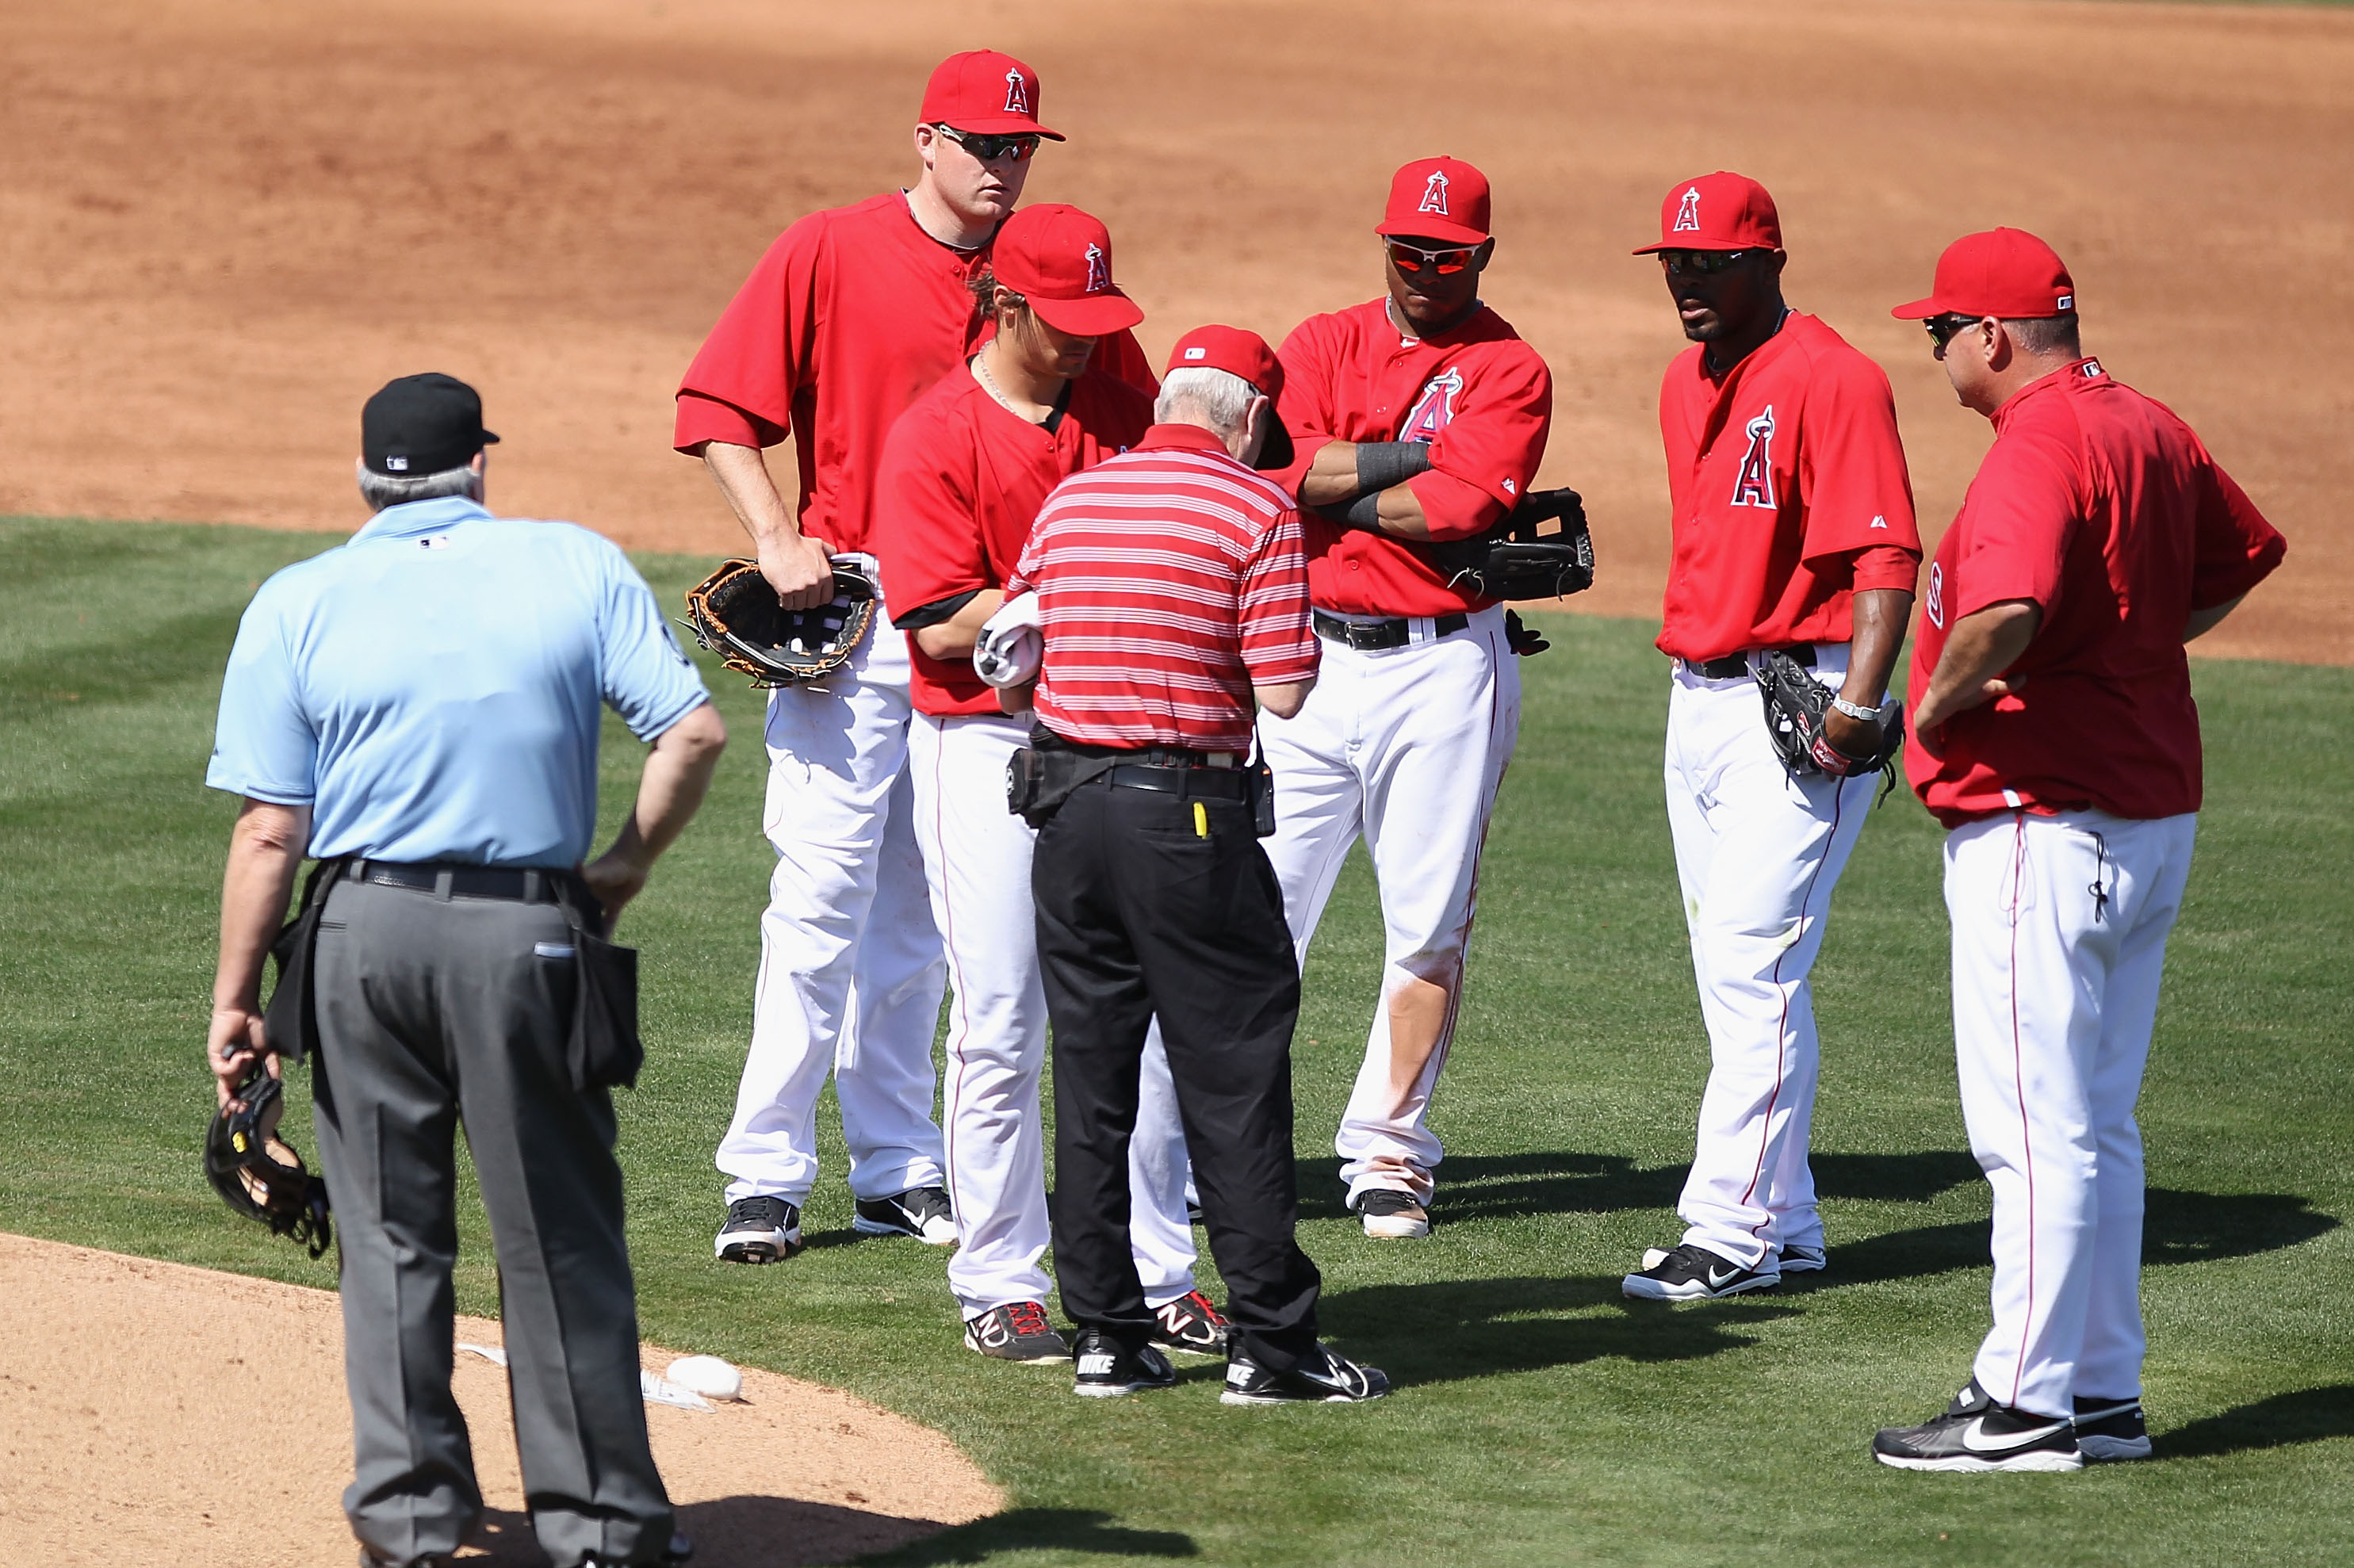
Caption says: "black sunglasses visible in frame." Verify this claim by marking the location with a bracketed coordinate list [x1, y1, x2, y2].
[1656, 249, 1758, 277]
[1926, 313, 1984, 356]
[933, 124, 1040, 163]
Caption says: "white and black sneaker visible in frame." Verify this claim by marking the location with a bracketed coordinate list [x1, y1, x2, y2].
[1779, 1244, 1828, 1275]
[1354, 1188, 1431, 1240]
[1622, 1243, 1780, 1300]
[1221, 1342, 1391, 1405]
[714, 1195, 802, 1264]
[1148, 1290, 1231, 1356]
[1874, 1378, 2084, 1472]
[963, 1300, 1072, 1363]
[852, 1185, 957, 1245]
[1072, 1330, 1177, 1398]
[2073, 1394, 2153, 1462]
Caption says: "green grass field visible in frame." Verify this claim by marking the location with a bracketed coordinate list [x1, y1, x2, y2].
[2, 515, 2348, 1567]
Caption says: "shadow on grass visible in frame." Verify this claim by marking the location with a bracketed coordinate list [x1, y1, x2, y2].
[867, 1506, 1197, 1563]
[2143, 1188, 2340, 1264]
[2161, 1386, 2354, 1459]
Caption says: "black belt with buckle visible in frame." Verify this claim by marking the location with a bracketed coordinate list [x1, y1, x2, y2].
[349, 860, 564, 904]
[1312, 610, 1471, 651]
[1104, 764, 1253, 800]
[1693, 643, 1815, 680]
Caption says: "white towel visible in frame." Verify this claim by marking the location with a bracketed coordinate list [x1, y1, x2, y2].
[974, 591, 1044, 689]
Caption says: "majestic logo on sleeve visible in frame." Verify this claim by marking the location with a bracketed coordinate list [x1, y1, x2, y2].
[1399, 368, 1464, 443]
[1730, 405, 1778, 509]
[1926, 561, 1946, 629]
[1674, 186, 1702, 233]
[1082, 242, 1109, 293]
[1418, 170, 1451, 216]
[1002, 67, 1032, 116]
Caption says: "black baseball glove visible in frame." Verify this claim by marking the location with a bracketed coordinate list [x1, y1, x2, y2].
[1436, 488, 1595, 602]
[1755, 649, 1902, 796]
[205, 1071, 332, 1259]
[681, 558, 878, 688]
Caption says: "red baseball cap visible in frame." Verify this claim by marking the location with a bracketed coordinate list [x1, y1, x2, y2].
[920, 50, 1062, 140]
[1165, 325, 1282, 397]
[1376, 157, 1491, 247]
[1633, 172, 1782, 254]
[990, 204, 1142, 336]
[1893, 228, 2076, 320]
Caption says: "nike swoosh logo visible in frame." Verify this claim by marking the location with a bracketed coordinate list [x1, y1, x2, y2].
[1705, 1266, 1743, 1288]
[1962, 1416, 2067, 1453]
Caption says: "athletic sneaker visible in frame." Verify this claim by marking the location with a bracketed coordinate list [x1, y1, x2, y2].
[1873, 1378, 2084, 1472]
[963, 1300, 1071, 1363]
[2073, 1394, 2153, 1461]
[1355, 1188, 1431, 1240]
[852, 1185, 957, 1245]
[1779, 1244, 1828, 1274]
[1149, 1290, 1231, 1356]
[1622, 1243, 1780, 1301]
[714, 1195, 802, 1264]
[1222, 1341, 1391, 1405]
[1071, 1330, 1177, 1398]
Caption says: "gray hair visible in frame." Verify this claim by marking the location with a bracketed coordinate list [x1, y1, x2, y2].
[2003, 312, 2081, 358]
[355, 457, 482, 513]
[1154, 366, 1257, 435]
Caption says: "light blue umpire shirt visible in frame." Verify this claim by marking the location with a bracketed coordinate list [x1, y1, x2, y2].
[207, 495, 710, 867]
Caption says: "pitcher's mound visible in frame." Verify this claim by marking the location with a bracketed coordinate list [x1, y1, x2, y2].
[0, 1234, 1000, 1567]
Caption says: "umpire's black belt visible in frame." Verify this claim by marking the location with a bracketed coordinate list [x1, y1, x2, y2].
[347, 859, 565, 904]
[1689, 643, 1816, 681]
[1100, 763, 1254, 801]
[1312, 610, 1470, 651]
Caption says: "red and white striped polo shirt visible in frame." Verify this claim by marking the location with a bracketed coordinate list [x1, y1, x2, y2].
[1010, 423, 1318, 751]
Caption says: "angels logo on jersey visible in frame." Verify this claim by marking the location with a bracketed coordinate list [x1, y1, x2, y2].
[1674, 186, 1702, 233]
[1082, 242, 1109, 293]
[1419, 170, 1450, 216]
[1002, 67, 1032, 116]
[1730, 405, 1777, 509]
[1399, 368, 1464, 443]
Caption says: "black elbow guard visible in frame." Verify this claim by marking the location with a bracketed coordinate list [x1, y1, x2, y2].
[1315, 492, 1385, 534]
[1354, 440, 1432, 495]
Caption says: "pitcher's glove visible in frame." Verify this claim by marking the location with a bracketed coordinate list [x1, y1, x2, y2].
[1440, 488, 1594, 602]
[681, 558, 878, 688]
[1755, 649, 1902, 793]
[205, 1071, 332, 1259]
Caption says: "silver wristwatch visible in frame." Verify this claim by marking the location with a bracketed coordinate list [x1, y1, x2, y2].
[1829, 696, 1883, 723]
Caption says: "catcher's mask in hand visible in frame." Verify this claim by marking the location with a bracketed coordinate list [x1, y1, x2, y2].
[681, 557, 879, 688]
[205, 1070, 333, 1258]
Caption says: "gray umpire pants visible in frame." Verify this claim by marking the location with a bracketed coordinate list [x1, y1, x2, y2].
[309, 874, 674, 1568]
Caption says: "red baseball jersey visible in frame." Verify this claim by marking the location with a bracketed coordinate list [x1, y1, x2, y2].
[1269, 299, 1552, 618]
[674, 192, 1154, 559]
[1905, 358, 2285, 827]
[872, 364, 1154, 716]
[1655, 312, 1922, 663]
[1011, 424, 1318, 751]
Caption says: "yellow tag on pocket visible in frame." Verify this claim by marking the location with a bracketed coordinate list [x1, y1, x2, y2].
[1193, 801, 1208, 839]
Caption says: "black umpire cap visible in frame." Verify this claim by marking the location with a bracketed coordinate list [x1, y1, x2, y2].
[362, 373, 500, 476]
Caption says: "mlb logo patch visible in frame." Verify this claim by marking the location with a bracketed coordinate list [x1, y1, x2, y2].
[386, 456, 409, 471]
[2057, 293, 2073, 311]
[1184, 346, 1207, 361]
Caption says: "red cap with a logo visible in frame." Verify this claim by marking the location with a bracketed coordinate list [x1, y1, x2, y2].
[1892, 228, 2076, 320]
[1165, 325, 1281, 397]
[1633, 172, 1782, 254]
[1376, 157, 1491, 247]
[921, 50, 1062, 140]
[990, 204, 1142, 336]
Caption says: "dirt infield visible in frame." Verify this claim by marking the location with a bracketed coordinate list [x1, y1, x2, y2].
[1, 0, 2347, 666]
[0, 1234, 1000, 1568]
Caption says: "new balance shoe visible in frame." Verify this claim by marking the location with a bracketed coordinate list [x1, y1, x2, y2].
[1149, 1290, 1231, 1356]
[2073, 1394, 2153, 1462]
[1221, 1342, 1391, 1405]
[963, 1300, 1071, 1363]
[1873, 1378, 2084, 1472]
[852, 1185, 958, 1245]
[1779, 1244, 1828, 1275]
[1354, 1188, 1431, 1239]
[714, 1195, 802, 1264]
[1621, 1243, 1780, 1300]
[1072, 1330, 1177, 1398]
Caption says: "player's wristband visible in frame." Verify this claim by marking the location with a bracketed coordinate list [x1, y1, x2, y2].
[1354, 441, 1432, 495]
[1315, 494, 1385, 534]
[1829, 695, 1884, 723]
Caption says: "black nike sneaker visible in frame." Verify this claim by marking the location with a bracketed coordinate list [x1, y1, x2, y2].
[1220, 1341, 1391, 1405]
[714, 1195, 802, 1264]
[1873, 1378, 2084, 1472]
[1071, 1330, 1177, 1398]
[2073, 1394, 2153, 1461]
[852, 1185, 958, 1245]
[1621, 1243, 1780, 1301]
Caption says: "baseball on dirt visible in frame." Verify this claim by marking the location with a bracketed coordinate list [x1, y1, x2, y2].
[664, 1355, 744, 1402]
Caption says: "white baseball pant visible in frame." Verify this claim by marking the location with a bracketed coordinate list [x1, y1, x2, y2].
[1947, 807, 2195, 1417]
[718, 610, 948, 1208]
[910, 709, 1200, 1317]
[1663, 645, 1875, 1269]
[1261, 604, 1521, 1207]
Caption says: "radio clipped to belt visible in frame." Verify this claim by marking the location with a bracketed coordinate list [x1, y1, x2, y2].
[1009, 729, 1278, 837]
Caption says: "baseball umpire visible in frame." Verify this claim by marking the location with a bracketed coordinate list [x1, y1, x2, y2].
[1005, 325, 1388, 1404]
[1260, 156, 1554, 1240]
[1872, 231, 2285, 1471]
[1621, 173, 1923, 1302]
[674, 50, 1153, 1264]
[205, 373, 724, 1567]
